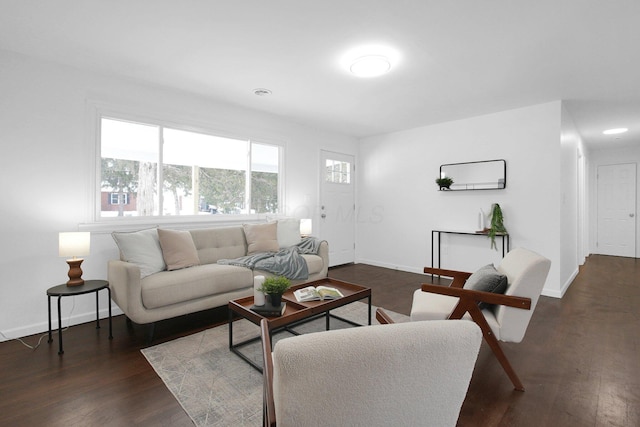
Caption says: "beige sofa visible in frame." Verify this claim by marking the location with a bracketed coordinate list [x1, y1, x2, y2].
[108, 222, 329, 332]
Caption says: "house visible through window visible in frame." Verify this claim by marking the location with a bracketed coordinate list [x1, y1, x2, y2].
[109, 193, 129, 205]
[100, 117, 280, 218]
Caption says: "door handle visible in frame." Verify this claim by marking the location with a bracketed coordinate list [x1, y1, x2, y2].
[321, 214, 326, 218]
[631, 213, 635, 218]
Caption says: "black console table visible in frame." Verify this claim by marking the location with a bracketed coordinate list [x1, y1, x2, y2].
[431, 230, 510, 270]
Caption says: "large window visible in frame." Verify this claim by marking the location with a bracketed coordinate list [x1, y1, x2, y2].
[100, 117, 280, 218]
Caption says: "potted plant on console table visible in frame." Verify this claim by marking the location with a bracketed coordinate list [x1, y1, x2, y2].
[258, 276, 291, 307]
[436, 176, 454, 190]
[488, 203, 507, 250]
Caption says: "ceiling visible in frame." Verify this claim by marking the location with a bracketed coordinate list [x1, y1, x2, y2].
[2, 1, 640, 149]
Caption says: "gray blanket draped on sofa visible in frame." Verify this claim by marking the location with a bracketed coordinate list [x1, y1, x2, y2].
[216, 237, 323, 280]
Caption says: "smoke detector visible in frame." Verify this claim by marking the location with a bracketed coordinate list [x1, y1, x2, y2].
[253, 88, 272, 96]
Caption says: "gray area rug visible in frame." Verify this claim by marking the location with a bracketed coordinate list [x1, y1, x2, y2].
[141, 302, 408, 427]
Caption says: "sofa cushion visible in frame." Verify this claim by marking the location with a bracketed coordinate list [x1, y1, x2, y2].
[411, 289, 501, 337]
[157, 228, 200, 271]
[411, 289, 458, 321]
[277, 218, 301, 248]
[141, 264, 253, 309]
[190, 227, 248, 265]
[243, 222, 279, 254]
[463, 264, 508, 309]
[112, 228, 166, 278]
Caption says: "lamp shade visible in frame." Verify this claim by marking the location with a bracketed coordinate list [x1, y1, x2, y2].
[300, 219, 312, 236]
[59, 232, 91, 258]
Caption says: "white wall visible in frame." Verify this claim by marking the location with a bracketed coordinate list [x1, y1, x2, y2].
[588, 145, 640, 257]
[1, 48, 596, 339]
[356, 102, 569, 296]
[560, 104, 586, 291]
[0, 50, 357, 340]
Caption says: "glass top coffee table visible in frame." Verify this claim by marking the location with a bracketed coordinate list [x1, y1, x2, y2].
[228, 277, 372, 372]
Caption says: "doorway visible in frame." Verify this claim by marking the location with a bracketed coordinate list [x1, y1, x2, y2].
[596, 163, 637, 257]
[319, 151, 355, 266]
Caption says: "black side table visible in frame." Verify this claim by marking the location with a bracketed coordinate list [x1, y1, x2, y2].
[47, 279, 113, 355]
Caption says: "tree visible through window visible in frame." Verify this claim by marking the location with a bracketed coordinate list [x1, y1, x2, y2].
[100, 117, 280, 218]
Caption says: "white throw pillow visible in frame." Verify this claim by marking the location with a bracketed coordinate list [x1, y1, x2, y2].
[112, 228, 166, 278]
[277, 218, 301, 248]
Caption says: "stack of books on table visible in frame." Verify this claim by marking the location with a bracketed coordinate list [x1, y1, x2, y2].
[250, 302, 286, 317]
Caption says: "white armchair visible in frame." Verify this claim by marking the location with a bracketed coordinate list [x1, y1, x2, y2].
[261, 319, 482, 427]
[408, 247, 551, 391]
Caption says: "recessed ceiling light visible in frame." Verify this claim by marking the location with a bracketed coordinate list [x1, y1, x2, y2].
[602, 128, 628, 135]
[350, 55, 391, 78]
[253, 88, 272, 96]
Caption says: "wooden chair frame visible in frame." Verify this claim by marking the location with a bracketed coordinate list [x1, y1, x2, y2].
[378, 266, 532, 391]
[261, 319, 277, 427]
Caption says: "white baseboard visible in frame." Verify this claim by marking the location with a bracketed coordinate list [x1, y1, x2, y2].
[540, 288, 562, 298]
[0, 305, 123, 342]
[353, 258, 424, 275]
[541, 267, 578, 299]
[560, 267, 579, 296]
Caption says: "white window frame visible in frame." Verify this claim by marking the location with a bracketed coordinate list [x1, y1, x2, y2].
[90, 105, 286, 227]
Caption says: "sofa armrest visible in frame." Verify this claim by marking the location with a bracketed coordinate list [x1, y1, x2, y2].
[318, 240, 329, 277]
[421, 283, 531, 310]
[108, 260, 145, 322]
[423, 267, 472, 288]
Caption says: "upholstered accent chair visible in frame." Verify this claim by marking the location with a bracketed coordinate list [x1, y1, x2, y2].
[394, 247, 551, 391]
[260, 319, 482, 427]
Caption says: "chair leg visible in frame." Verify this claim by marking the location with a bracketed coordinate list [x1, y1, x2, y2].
[481, 330, 525, 392]
[463, 304, 525, 391]
[375, 308, 395, 324]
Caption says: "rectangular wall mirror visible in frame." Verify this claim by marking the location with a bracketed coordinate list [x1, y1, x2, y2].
[439, 159, 506, 190]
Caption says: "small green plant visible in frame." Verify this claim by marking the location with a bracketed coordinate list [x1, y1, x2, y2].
[258, 276, 291, 295]
[436, 176, 454, 190]
[488, 203, 507, 250]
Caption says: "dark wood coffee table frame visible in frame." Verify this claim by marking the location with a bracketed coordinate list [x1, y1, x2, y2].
[228, 278, 372, 372]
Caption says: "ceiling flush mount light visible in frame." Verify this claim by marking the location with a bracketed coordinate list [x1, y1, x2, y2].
[341, 44, 400, 78]
[350, 55, 391, 78]
[602, 128, 628, 135]
[253, 88, 272, 96]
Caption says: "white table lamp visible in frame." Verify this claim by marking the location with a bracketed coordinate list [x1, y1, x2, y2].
[300, 219, 312, 237]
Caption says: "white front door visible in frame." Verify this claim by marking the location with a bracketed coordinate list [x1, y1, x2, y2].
[596, 163, 637, 257]
[320, 151, 355, 266]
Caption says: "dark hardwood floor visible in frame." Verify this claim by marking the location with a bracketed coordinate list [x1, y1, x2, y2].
[1, 255, 638, 426]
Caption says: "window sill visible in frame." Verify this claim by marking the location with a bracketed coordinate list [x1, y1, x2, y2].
[79, 214, 270, 234]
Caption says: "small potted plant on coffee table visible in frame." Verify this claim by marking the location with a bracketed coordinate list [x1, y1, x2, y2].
[258, 276, 291, 307]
